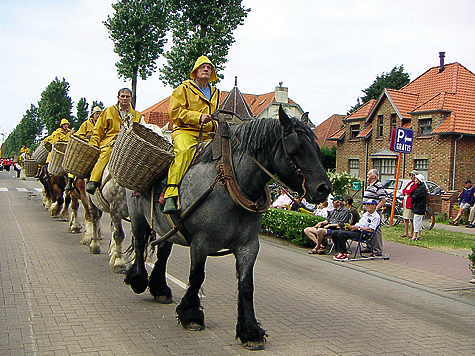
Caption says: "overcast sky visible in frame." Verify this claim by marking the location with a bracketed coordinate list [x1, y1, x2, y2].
[1, 0, 475, 139]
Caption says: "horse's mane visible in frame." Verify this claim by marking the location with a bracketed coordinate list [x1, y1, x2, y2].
[194, 117, 315, 165]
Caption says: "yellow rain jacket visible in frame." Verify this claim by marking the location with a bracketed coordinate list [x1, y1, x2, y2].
[88, 103, 141, 183]
[165, 55, 220, 199]
[75, 117, 97, 140]
[20, 146, 30, 155]
[42, 128, 71, 163]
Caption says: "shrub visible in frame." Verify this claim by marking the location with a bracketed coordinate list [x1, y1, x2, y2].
[326, 170, 361, 197]
[262, 208, 324, 246]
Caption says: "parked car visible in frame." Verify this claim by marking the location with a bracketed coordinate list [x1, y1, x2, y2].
[382, 178, 445, 197]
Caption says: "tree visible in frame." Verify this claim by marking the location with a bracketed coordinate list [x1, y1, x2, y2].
[348, 65, 410, 114]
[91, 101, 104, 110]
[104, 0, 168, 108]
[159, 0, 250, 88]
[38, 77, 73, 135]
[320, 146, 336, 170]
[75, 97, 89, 131]
[3, 104, 42, 157]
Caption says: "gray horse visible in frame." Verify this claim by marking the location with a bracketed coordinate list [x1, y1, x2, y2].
[124, 106, 332, 350]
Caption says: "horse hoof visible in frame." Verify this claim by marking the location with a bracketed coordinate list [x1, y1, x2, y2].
[113, 266, 126, 274]
[242, 340, 266, 351]
[89, 243, 101, 254]
[185, 322, 205, 331]
[154, 295, 173, 304]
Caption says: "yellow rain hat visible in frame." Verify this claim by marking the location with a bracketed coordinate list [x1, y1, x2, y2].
[189, 55, 217, 82]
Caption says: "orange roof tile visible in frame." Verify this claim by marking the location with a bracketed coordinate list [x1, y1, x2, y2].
[313, 114, 345, 148]
[384, 89, 419, 119]
[344, 99, 376, 121]
[357, 123, 372, 139]
[327, 127, 345, 141]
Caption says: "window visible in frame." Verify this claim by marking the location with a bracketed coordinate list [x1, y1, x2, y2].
[350, 124, 360, 139]
[373, 158, 396, 183]
[414, 159, 428, 178]
[390, 114, 397, 133]
[377, 115, 384, 138]
[419, 118, 432, 135]
[349, 159, 359, 177]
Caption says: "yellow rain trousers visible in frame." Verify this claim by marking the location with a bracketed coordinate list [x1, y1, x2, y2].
[88, 103, 141, 183]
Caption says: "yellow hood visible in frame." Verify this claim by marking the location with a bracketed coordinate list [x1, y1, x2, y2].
[189, 56, 217, 82]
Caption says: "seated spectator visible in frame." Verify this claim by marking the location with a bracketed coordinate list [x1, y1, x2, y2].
[271, 188, 292, 209]
[313, 201, 330, 218]
[290, 196, 306, 212]
[450, 179, 475, 226]
[332, 199, 381, 261]
[465, 204, 475, 228]
[305, 195, 350, 254]
[344, 195, 360, 225]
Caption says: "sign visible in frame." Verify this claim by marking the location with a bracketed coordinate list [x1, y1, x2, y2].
[390, 127, 414, 154]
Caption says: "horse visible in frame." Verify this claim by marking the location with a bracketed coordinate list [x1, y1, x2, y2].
[66, 178, 92, 235]
[85, 176, 129, 274]
[38, 166, 71, 220]
[124, 106, 332, 350]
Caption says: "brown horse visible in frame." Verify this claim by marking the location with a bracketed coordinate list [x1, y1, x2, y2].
[38, 165, 71, 220]
[65, 178, 93, 237]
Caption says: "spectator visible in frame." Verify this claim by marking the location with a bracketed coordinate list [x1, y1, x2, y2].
[344, 195, 360, 225]
[290, 196, 306, 212]
[305, 195, 350, 254]
[450, 179, 475, 226]
[271, 188, 293, 209]
[313, 200, 330, 218]
[410, 174, 427, 241]
[362, 169, 386, 256]
[401, 170, 418, 237]
[332, 199, 381, 261]
[464, 202, 475, 228]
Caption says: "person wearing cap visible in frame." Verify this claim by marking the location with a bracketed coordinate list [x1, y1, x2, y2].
[41, 118, 72, 164]
[400, 170, 418, 238]
[410, 174, 427, 240]
[332, 199, 381, 261]
[163, 55, 220, 214]
[65, 106, 103, 192]
[362, 169, 386, 255]
[305, 194, 350, 254]
[450, 179, 475, 226]
[86, 88, 141, 194]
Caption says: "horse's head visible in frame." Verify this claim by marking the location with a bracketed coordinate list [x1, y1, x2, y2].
[273, 105, 332, 204]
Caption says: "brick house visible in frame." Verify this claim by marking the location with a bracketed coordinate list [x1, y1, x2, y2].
[329, 54, 475, 196]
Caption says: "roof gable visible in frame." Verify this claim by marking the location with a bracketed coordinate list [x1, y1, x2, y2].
[313, 114, 345, 148]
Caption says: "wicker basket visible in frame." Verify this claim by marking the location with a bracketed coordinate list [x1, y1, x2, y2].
[109, 120, 174, 192]
[62, 135, 100, 178]
[32, 142, 51, 165]
[23, 159, 38, 177]
[48, 142, 68, 176]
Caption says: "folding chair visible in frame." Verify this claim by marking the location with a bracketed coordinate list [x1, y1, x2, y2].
[345, 223, 389, 261]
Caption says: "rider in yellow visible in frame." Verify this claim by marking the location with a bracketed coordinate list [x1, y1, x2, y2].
[19, 145, 30, 157]
[42, 118, 71, 163]
[65, 106, 103, 192]
[86, 88, 141, 194]
[163, 55, 220, 213]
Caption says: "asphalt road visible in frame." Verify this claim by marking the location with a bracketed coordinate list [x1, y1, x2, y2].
[1, 170, 474, 355]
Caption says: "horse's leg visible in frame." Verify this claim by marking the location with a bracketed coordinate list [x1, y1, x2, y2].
[148, 241, 173, 304]
[87, 199, 102, 253]
[234, 240, 266, 350]
[176, 253, 206, 331]
[108, 212, 126, 273]
[78, 180, 93, 244]
[60, 192, 71, 222]
[124, 214, 150, 294]
[68, 195, 82, 233]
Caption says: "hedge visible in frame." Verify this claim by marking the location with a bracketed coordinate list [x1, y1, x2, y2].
[261, 208, 325, 246]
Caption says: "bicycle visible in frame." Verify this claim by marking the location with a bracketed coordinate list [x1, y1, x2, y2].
[380, 193, 435, 230]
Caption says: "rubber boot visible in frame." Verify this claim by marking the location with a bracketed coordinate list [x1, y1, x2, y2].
[86, 181, 99, 195]
[163, 197, 177, 214]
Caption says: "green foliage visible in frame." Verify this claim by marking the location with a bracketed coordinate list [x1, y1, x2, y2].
[348, 65, 410, 114]
[104, 0, 168, 106]
[159, 0, 250, 87]
[469, 246, 475, 277]
[320, 146, 336, 170]
[327, 170, 361, 197]
[38, 77, 73, 135]
[3, 104, 42, 157]
[91, 101, 104, 110]
[75, 98, 89, 132]
[262, 208, 324, 246]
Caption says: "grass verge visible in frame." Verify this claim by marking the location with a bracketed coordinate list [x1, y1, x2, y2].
[382, 224, 475, 250]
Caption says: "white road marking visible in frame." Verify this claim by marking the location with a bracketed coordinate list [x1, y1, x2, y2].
[17, 188, 28, 192]
[0, 188, 8, 191]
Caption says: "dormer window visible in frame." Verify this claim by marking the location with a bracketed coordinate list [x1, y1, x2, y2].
[419, 118, 432, 136]
[350, 124, 360, 139]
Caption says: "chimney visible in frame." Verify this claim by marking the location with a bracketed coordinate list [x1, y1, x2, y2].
[275, 82, 288, 103]
[439, 52, 445, 73]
